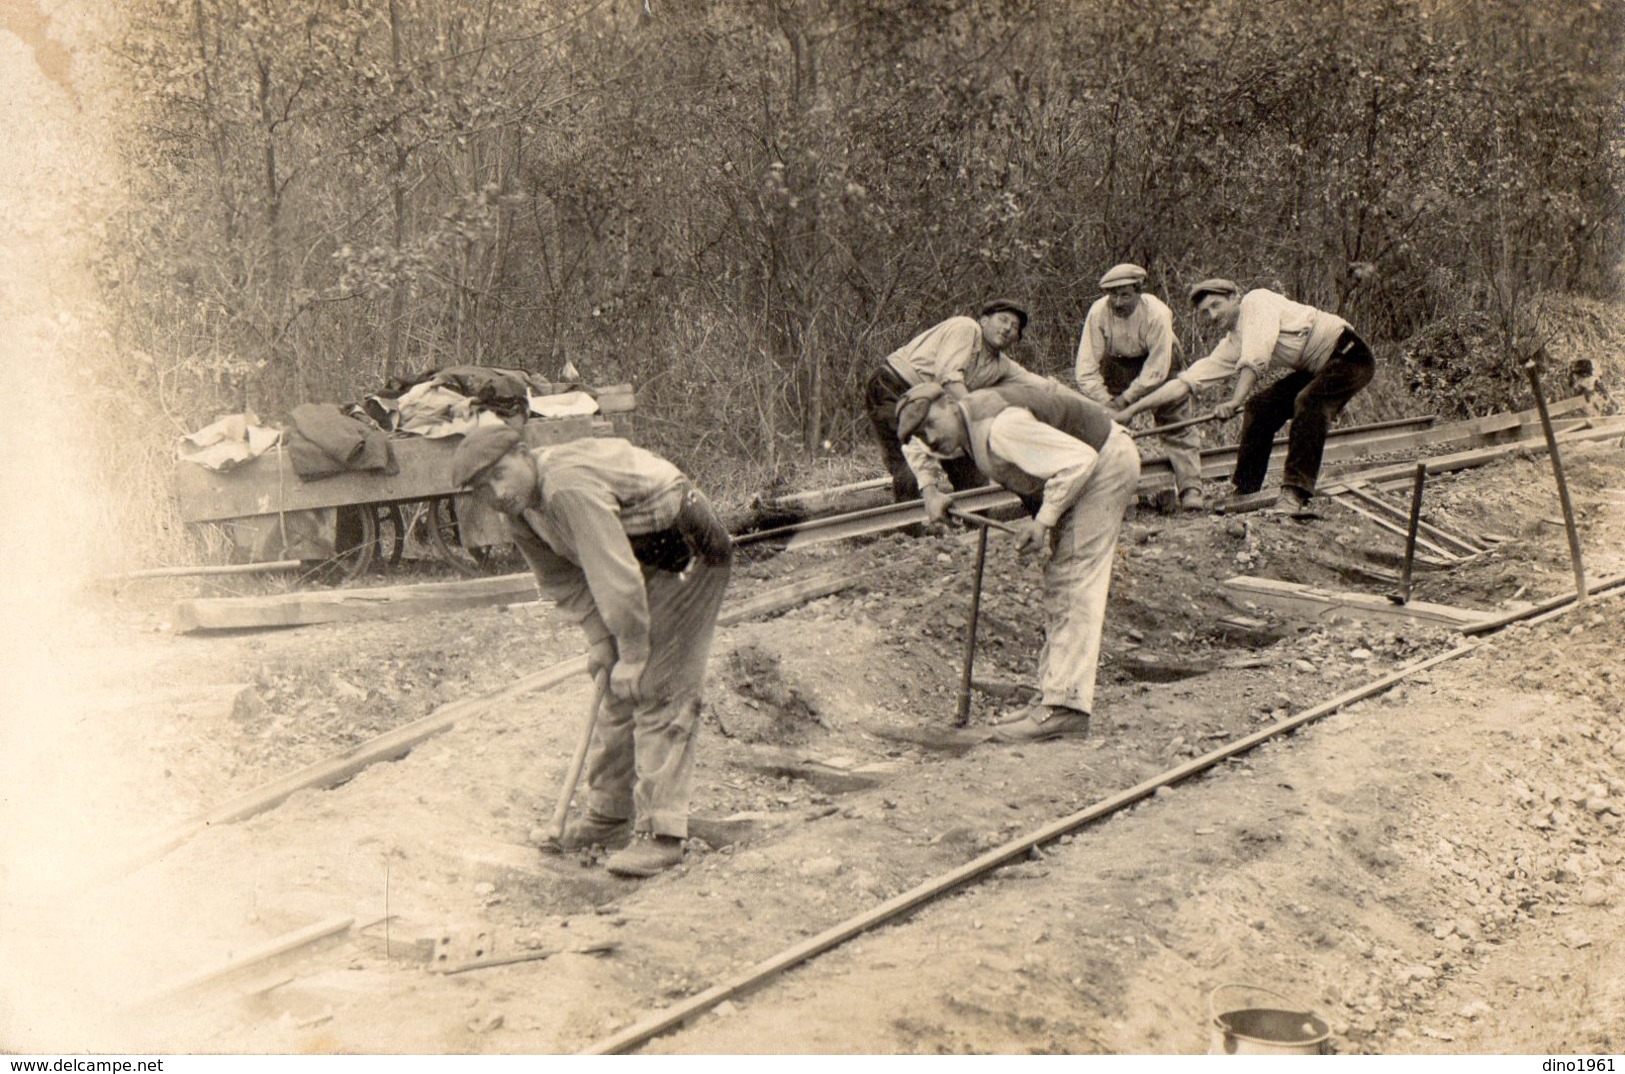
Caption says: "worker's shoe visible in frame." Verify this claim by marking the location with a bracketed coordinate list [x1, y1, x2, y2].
[605, 833, 684, 877]
[1179, 487, 1208, 513]
[991, 704, 1091, 742]
[561, 810, 632, 851]
[1277, 486, 1319, 520]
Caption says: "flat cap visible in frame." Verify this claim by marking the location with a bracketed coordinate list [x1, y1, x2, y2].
[450, 424, 523, 487]
[895, 381, 947, 444]
[978, 298, 1029, 333]
[1188, 277, 1240, 306]
[1098, 263, 1147, 290]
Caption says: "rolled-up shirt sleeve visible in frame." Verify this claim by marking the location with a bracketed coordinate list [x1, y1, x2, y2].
[901, 437, 951, 493]
[986, 408, 1099, 529]
[1178, 336, 1242, 394]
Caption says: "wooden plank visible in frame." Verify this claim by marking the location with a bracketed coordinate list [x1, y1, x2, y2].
[1325, 494, 1462, 564]
[173, 573, 543, 632]
[579, 641, 1482, 1054]
[1323, 417, 1625, 495]
[1223, 576, 1491, 629]
[173, 415, 598, 523]
[1337, 485, 1485, 555]
[116, 570, 866, 876]
[104, 559, 304, 582]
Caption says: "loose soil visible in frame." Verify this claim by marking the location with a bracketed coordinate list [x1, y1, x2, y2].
[3, 437, 1622, 1055]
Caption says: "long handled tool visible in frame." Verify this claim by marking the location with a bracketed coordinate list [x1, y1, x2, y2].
[947, 506, 1021, 535]
[1391, 462, 1428, 605]
[546, 669, 609, 847]
[1522, 351, 1587, 602]
[1129, 411, 1221, 440]
[955, 524, 990, 727]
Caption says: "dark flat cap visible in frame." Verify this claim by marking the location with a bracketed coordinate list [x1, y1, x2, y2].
[895, 381, 947, 444]
[450, 424, 523, 487]
[978, 298, 1029, 333]
[1187, 277, 1240, 306]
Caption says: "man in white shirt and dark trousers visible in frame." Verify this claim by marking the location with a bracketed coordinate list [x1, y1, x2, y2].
[896, 380, 1140, 743]
[1073, 263, 1204, 512]
[1114, 278, 1375, 517]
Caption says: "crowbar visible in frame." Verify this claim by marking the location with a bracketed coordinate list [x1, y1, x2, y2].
[545, 669, 609, 849]
[1390, 462, 1428, 605]
[955, 524, 990, 727]
[948, 506, 1021, 535]
[1129, 411, 1221, 440]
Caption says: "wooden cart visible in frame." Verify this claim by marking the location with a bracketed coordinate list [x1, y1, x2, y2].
[173, 387, 635, 583]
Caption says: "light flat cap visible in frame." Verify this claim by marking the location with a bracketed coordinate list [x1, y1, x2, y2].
[978, 298, 1029, 333]
[1098, 263, 1147, 290]
[895, 381, 947, 444]
[1188, 278, 1240, 306]
[450, 424, 523, 487]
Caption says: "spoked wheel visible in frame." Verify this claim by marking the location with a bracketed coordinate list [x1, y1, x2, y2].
[373, 503, 406, 568]
[425, 495, 488, 577]
[303, 504, 377, 585]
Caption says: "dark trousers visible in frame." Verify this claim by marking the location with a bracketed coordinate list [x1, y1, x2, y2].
[864, 365, 982, 501]
[1233, 330, 1375, 497]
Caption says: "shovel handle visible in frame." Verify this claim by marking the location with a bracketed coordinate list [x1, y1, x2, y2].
[549, 669, 608, 842]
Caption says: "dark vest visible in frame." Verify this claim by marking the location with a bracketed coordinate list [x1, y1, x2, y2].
[960, 382, 1115, 503]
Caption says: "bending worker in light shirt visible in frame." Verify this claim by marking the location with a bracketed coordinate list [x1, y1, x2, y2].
[1074, 263, 1204, 512]
[1113, 278, 1375, 516]
[896, 379, 1140, 742]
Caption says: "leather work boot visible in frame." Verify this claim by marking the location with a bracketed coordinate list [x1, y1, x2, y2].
[991, 705, 1091, 743]
[605, 833, 685, 877]
[561, 810, 632, 851]
[1179, 486, 1208, 513]
[1272, 486, 1319, 520]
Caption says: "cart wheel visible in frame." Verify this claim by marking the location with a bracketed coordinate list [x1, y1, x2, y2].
[373, 504, 406, 568]
[304, 504, 378, 585]
[425, 496, 487, 577]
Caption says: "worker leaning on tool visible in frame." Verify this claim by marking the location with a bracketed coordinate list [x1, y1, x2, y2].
[450, 425, 733, 877]
[1074, 263, 1205, 513]
[864, 299, 1052, 512]
[896, 380, 1140, 742]
[1113, 279, 1375, 518]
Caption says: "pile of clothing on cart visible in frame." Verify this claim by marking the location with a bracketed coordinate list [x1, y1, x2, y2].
[178, 364, 599, 476]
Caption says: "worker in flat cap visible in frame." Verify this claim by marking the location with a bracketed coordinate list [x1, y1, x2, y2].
[450, 424, 733, 876]
[1115, 278, 1375, 517]
[1074, 263, 1205, 512]
[896, 379, 1139, 742]
[865, 299, 1053, 520]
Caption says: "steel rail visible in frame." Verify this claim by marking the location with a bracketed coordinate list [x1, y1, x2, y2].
[581, 576, 1625, 1054]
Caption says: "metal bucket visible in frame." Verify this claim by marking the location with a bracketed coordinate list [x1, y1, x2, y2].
[1208, 983, 1331, 1055]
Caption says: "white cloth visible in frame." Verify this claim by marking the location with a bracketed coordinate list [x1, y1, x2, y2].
[529, 390, 600, 417]
[178, 413, 280, 471]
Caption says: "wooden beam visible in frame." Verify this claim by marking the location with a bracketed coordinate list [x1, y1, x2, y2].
[104, 560, 304, 582]
[1336, 485, 1485, 555]
[1324, 495, 1462, 564]
[1222, 576, 1492, 629]
[115, 571, 865, 876]
[172, 573, 544, 632]
[1323, 416, 1624, 495]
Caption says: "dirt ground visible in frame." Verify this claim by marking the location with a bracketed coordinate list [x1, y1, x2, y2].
[2, 435, 1622, 1056]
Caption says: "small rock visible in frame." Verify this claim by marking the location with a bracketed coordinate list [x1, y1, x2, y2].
[1349, 648, 1374, 660]
[1293, 659, 1316, 674]
[799, 856, 844, 879]
[1458, 1000, 1491, 1020]
[1561, 927, 1593, 949]
[714, 1000, 738, 1018]
[936, 553, 953, 566]
[473, 882, 496, 897]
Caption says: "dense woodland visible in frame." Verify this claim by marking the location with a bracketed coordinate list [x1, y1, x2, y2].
[104, 0, 1620, 487]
